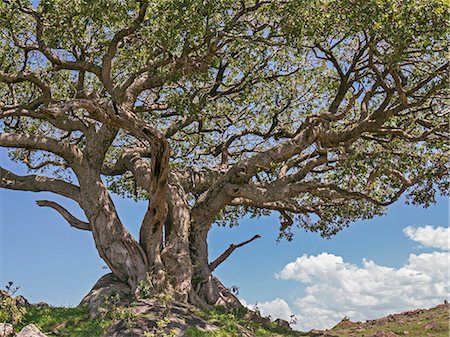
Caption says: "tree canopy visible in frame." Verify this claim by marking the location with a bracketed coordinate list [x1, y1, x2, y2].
[0, 0, 448, 306]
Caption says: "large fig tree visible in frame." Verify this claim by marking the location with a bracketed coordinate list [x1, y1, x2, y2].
[0, 0, 448, 308]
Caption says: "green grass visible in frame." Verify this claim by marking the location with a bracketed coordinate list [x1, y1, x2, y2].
[9, 301, 448, 337]
[186, 306, 304, 337]
[16, 306, 113, 337]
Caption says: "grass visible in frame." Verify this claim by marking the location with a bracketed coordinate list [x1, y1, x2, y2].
[325, 303, 450, 337]
[16, 305, 113, 337]
[6, 301, 448, 337]
[186, 306, 304, 337]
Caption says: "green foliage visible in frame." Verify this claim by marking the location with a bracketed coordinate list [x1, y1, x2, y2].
[283, 0, 448, 50]
[144, 318, 177, 337]
[0, 282, 26, 330]
[137, 279, 155, 299]
[0, 0, 447, 240]
[0, 297, 26, 329]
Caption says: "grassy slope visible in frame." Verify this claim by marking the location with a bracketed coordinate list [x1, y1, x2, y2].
[324, 303, 449, 337]
[13, 302, 450, 337]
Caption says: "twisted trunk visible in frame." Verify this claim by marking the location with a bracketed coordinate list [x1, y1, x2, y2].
[78, 173, 148, 292]
[78, 172, 240, 308]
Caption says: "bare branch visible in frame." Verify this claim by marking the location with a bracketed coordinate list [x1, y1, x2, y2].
[36, 200, 91, 231]
[209, 234, 261, 272]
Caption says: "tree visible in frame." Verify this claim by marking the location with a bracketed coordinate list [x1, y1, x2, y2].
[0, 0, 448, 309]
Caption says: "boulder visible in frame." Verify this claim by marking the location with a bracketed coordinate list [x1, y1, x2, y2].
[15, 296, 30, 308]
[244, 311, 271, 327]
[424, 322, 437, 330]
[274, 318, 290, 328]
[79, 273, 131, 318]
[0, 323, 14, 337]
[16, 324, 48, 337]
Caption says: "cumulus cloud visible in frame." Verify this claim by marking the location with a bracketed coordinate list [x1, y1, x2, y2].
[403, 225, 449, 250]
[242, 226, 450, 332]
[245, 226, 450, 331]
[240, 298, 294, 322]
[275, 251, 449, 331]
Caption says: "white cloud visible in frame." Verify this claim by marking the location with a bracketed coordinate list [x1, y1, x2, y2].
[275, 251, 449, 331]
[240, 298, 294, 322]
[240, 226, 450, 332]
[403, 225, 449, 250]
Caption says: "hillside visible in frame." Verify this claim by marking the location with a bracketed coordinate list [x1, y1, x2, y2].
[308, 302, 449, 337]
[1, 286, 449, 337]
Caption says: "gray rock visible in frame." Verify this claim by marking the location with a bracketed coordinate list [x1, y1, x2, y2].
[79, 273, 131, 318]
[371, 331, 400, 337]
[16, 324, 48, 337]
[15, 296, 30, 308]
[244, 311, 271, 327]
[103, 300, 219, 337]
[0, 323, 14, 337]
[275, 318, 290, 328]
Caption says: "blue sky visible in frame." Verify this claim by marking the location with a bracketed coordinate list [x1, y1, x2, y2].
[0, 149, 448, 330]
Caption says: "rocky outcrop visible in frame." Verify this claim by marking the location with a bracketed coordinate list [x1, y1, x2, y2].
[103, 299, 218, 337]
[244, 311, 271, 327]
[275, 318, 290, 328]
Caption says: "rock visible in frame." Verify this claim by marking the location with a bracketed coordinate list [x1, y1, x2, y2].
[371, 331, 399, 337]
[104, 300, 219, 337]
[244, 311, 271, 327]
[32, 302, 49, 308]
[424, 322, 437, 330]
[0, 323, 14, 337]
[79, 273, 131, 318]
[16, 324, 48, 337]
[274, 318, 290, 328]
[334, 317, 355, 328]
[15, 295, 30, 308]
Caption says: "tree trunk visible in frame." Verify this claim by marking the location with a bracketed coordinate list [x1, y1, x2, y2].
[78, 171, 241, 309]
[78, 173, 148, 293]
[160, 182, 193, 302]
[188, 223, 243, 309]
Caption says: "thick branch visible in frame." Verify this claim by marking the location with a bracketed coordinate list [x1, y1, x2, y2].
[209, 234, 261, 272]
[0, 167, 81, 202]
[36, 200, 91, 231]
[0, 133, 83, 166]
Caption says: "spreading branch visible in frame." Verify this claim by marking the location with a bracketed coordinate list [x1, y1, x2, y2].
[0, 167, 81, 202]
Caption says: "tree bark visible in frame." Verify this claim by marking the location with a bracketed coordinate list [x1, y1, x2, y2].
[160, 181, 193, 302]
[78, 172, 148, 293]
